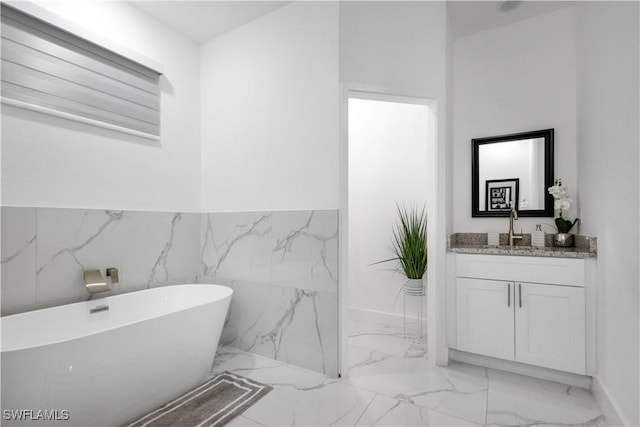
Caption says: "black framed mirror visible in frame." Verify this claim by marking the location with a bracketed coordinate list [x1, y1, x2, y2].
[472, 129, 554, 217]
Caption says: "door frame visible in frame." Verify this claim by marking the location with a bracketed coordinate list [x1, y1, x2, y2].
[338, 82, 449, 376]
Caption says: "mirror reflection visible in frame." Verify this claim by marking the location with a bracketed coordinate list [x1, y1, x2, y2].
[479, 137, 545, 210]
[472, 129, 554, 217]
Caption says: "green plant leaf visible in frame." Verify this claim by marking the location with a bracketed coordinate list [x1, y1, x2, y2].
[388, 204, 428, 279]
[555, 217, 578, 233]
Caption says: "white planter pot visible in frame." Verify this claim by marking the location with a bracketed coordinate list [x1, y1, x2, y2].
[404, 278, 425, 296]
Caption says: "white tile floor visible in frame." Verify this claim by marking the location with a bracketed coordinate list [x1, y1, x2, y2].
[211, 319, 607, 426]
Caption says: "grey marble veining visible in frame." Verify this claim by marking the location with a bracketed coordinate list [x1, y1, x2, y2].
[348, 320, 427, 359]
[200, 210, 338, 293]
[448, 232, 597, 258]
[146, 213, 182, 285]
[119, 210, 200, 290]
[1, 207, 37, 314]
[198, 210, 339, 375]
[271, 210, 338, 294]
[207, 317, 606, 427]
[347, 334, 488, 425]
[36, 209, 124, 275]
[1, 207, 201, 315]
[1, 206, 339, 377]
[208, 277, 337, 376]
[200, 212, 273, 283]
[486, 379, 604, 426]
[35, 208, 126, 304]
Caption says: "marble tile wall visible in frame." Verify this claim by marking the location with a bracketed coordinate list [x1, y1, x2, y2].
[1, 207, 200, 315]
[199, 210, 339, 376]
[1, 207, 339, 377]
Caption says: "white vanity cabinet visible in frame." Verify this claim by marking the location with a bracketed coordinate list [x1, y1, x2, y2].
[455, 254, 586, 375]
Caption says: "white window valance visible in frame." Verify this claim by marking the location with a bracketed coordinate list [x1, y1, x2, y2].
[1, 3, 162, 139]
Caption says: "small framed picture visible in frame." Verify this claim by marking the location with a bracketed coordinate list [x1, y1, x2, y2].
[486, 178, 519, 211]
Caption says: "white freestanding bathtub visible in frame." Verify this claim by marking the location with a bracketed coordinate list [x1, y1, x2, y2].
[1, 284, 232, 426]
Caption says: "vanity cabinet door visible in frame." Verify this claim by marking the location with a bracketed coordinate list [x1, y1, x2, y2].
[456, 278, 515, 361]
[515, 283, 586, 374]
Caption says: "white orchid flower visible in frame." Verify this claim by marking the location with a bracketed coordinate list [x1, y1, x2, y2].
[548, 179, 579, 229]
[555, 198, 571, 211]
[548, 185, 567, 199]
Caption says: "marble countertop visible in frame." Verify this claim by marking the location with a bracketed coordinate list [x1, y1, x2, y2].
[448, 233, 597, 259]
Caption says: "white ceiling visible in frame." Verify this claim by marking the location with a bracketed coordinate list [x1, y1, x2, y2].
[131, 1, 576, 45]
[130, 1, 292, 44]
[447, 1, 575, 39]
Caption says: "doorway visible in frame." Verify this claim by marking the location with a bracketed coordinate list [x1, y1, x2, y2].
[339, 90, 438, 376]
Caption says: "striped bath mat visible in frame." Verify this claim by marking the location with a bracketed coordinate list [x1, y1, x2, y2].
[126, 372, 272, 427]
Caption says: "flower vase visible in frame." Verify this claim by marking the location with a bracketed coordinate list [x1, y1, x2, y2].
[553, 233, 574, 248]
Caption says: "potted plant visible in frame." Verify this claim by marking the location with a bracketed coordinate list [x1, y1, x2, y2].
[547, 179, 579, 247]
[379, 204, 428, 293]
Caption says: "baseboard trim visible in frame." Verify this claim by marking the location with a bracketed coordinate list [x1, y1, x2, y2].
[591, 374, 628, 426]
[348, 306, 422, 328]
[449, 349, 592, 389]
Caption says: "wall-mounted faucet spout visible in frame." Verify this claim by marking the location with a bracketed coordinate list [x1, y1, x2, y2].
[508, 206, 523, 247]
[84, 269, 110, 297]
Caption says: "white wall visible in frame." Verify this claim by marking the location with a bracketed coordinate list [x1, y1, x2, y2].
[348, 98, 430, 317]
[453, 6, 577, 233]
[576, 2, 639, 425]
[1, 1, 201, 212]
[340, 1, 447, 95]
[199, 2, 339, 212]
[339, 1, 449, 364]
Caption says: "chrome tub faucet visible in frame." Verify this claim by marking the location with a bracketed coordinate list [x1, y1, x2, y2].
[84, 269, 109, 296]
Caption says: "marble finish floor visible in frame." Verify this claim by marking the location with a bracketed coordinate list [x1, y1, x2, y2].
[211, 319, 606, 426]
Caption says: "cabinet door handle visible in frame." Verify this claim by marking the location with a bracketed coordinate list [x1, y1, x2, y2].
[507, 283, 511, 307]
[518, 283, 522, 308]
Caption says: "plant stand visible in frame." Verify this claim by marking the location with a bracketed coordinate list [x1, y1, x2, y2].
[403, 280, 425, 338]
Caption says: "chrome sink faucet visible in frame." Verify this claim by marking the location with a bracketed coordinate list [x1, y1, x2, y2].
[509, 206, 523, 247]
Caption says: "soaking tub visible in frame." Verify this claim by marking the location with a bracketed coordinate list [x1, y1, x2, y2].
[1, 284, 232, 426]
